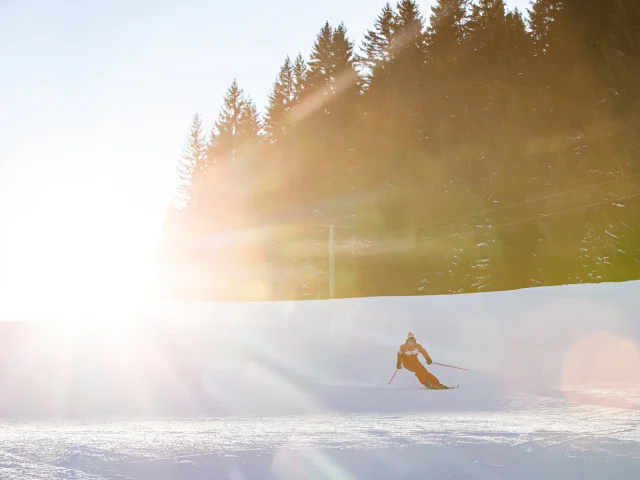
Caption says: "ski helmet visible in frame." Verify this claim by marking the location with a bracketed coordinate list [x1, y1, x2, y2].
[406, 331, 415, 341]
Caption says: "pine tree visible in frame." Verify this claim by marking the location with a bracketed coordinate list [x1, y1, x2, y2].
[368, 0, 427, 138]
[331, 23, 361, 101]
[392, 0, 428, 96]
[503, 9, 532, 70]
[292, 53, 308, 103]
[265, 57, 295, 142]
[306, 22, 335, 96]
[423, 0, 471, 151]
[528, 0, 563, 58]
[328, 22, 362, 198]
[356, 0, 428, 214]
[597, 0, 640, 116]
[359, 3, 398, 81]
[462, 0, 512, 131]
[238, 96, 261, 144]
[394, 0, 427, 65]
[304, 22, 359, 102]
[176, 112, 207, 210]
[332, 23, 357, 72]
[209, 79, 245, 162]
[560, 0, 615, 62]
[205, 80, 262, 211]
[395, 0, 425, 42]
[427, 0, 468, 67]
[466, 0, 507, 68]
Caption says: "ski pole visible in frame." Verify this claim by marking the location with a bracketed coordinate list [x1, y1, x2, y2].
[433, 362, 469, 372]
[388, 369, 399, 385]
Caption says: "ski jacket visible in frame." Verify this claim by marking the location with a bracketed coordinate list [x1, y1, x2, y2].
[397, 342, 432, 367]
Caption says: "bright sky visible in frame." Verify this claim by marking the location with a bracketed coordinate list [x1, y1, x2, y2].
[0, 0, 530, 321]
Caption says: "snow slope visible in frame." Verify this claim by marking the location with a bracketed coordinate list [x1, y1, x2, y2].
[0, 281, 639, 478]
[1, 281, 640, 416]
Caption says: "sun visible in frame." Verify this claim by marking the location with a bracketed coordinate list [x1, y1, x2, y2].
[0, 173, 161, 326]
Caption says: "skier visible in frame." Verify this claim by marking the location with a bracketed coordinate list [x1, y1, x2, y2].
[397, 332, 448, 389]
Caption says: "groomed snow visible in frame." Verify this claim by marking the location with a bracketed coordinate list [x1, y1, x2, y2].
[1, 281, 639, 478]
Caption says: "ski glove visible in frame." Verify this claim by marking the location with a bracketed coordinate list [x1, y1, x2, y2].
[396, 362, 402, 370]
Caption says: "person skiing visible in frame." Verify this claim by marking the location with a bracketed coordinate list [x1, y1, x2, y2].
[397, 332, 447, 389]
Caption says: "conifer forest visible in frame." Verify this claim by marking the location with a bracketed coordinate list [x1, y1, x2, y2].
[158, 0, 640, 301]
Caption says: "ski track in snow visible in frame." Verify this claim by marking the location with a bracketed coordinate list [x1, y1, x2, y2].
[1, 389, 639, 480]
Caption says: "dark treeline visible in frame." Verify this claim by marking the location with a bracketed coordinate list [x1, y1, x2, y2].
[157, 0, 640, 301]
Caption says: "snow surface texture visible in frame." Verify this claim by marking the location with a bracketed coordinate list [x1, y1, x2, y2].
[1, 281, 639, 478]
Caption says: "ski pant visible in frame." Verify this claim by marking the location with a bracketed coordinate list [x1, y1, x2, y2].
[402, 359, 441, 387]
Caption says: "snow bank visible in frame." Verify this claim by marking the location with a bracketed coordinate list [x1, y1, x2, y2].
[0, 281, 638, 417]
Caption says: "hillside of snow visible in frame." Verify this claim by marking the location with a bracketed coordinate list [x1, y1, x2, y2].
[0, 281, 639, 479]
[1, 281, 639, 416]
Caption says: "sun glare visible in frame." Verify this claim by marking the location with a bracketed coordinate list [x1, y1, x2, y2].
[0, 174, 161, 326]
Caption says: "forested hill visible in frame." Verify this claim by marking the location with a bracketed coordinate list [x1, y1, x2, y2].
[156, 0, 640, 301]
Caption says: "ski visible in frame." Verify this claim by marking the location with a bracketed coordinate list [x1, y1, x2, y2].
[424, 384, 459, 390]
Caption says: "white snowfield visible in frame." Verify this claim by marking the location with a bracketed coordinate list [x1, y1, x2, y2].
[1, 281, 639, 479]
